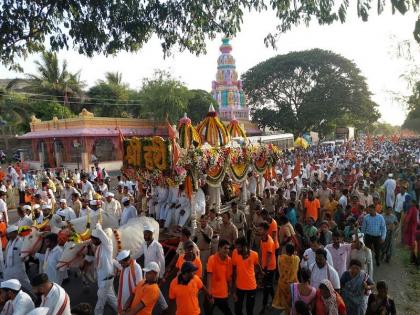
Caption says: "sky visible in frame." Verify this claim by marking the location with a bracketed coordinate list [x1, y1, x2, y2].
[0, 6, 418, 126]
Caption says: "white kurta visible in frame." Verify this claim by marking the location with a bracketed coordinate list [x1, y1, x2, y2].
[120, 205, 137, 225]
[1, 290, 35, 315]
[40, 283, 71, 315]
[309, 262, 341, 290]
[82, 181, 95, 200]
[103, 199, 122, 217]
[136, 240, 165, 278]
[0, 198, 8, 224]
[119, 261, 143, 309]
[60, 187, 79, 207]
[325, 243, 352, 277]
[43, 245, 66, 285]
[300, 248, 334, 269]
[57, 207, 76, 221]
[4, 238, 31, 291]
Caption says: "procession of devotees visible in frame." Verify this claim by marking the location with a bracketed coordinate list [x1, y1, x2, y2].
[0, 138, 418, 315]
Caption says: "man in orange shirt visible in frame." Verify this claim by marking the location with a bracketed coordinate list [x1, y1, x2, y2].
[261, 210, 279, 253]
[258, 222, 276, 314]
[232, 237, 262, 315]
[174, 240, 203, 278]
[124, 262, 160, 315]
[207, 239, 233, 315]
[169, 261, 212, 315]
[304, 191, 320, 222]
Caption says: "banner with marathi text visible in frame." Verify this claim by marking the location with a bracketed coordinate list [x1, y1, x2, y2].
[123, 136, 172, 172]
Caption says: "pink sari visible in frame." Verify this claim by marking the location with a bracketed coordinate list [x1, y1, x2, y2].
[403, 206, 418, 248]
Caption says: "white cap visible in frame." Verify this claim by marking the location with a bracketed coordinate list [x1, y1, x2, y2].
[59, 199, 67, 204]
[41, 204, 51, 210]
[118, 181, 124, 186]
[1, 279, 21, 291]
[6, 225, 18, 234]
[143, 261, 160, 274]
[22, 205, 31, 211]
[388, 173, 393, 178]
[27, 307, 50, 315]
[121, 196, 129, 204]
[116, 250, 130, 261]
[33, 204, 41, 210]
[105, 192, 114, 198]
[91, 228, 100, 238]
[143, 225, 153, 232]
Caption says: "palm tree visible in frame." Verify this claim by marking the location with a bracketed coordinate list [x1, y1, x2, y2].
[99, 71, 127, 87]
[25, 51, 85, 100]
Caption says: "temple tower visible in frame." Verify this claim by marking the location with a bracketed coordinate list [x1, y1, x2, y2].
[211, 38, 250, 121]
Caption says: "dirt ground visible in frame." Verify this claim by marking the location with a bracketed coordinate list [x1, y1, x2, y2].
[375, 245, 420, 315]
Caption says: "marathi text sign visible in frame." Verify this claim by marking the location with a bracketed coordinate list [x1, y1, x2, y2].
[124, 136, 171, 171]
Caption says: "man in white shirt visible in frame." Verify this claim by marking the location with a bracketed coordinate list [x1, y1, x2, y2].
[0, 191, 9, 224]
[4, 225, 31, 291]
[79, 199, 92, 218]
[115, 250, 143, 313]
[103, 192, 122, 218]
[56, 199, 76, 221]
[300, 236, 334, 268]
[135, 225, 165, 279]
[338, 189, 348, 210]
[383, 173, 396, 208]
[34, 205, 45, 225]
[42, 233, 66, 285]
[16, 205, 33, 227]
[91, 223, 118, 314]
[60, 179, 79, 207]
[81, 175, 95, 201]
[120, 197, 137, 225]
[394, 185, 408, 221]
[0, 279, 34, 315]
[325, 230, 352, 277]
[31, 273, 71, 315]
[306, 248, 340, 290]
[174, 190, 191, 229]
[162, 184, 179, 227]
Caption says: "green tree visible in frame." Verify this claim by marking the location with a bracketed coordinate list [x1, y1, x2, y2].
[403, 81, 420, 132]
[0, 92, 31, 133]
[186, 89, 219, 124]
[26, 51, 84, 98]
[1, 1, 418, 69]
[29, 100, 74, 121]
[139, 71, 190, 123]
[242, 49, 380, 136]
[86, 72, 134, 118]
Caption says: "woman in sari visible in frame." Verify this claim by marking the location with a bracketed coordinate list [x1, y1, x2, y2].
[402, 198, 419, 263]
[366, 281, 396, 315]
[272, 244, 300, 313]
[313, 279, 346, 315]
[381, 207, 398, 263]
[340, 259, 374, 315]
[289, 268, 316, 315]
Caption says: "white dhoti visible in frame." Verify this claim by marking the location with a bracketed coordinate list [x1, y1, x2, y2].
[175, 206, 191, 227]
[94, 279, 118, 315]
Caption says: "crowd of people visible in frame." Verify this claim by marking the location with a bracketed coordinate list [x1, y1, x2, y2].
[0, 137, 418, 315]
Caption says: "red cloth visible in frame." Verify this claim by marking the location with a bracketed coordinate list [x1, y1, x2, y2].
[403, 206, 419, 249]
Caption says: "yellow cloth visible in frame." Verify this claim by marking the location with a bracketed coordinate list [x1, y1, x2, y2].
[272, 254, 300, 313]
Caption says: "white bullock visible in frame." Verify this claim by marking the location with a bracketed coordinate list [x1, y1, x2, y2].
[57, 210, 120, 233]
[57, 216, 160, 271]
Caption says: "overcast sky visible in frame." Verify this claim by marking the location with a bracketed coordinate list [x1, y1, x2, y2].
[0, 7, 418, 126]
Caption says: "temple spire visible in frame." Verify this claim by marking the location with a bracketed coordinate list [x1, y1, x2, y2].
[211, 38, 249, 121]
